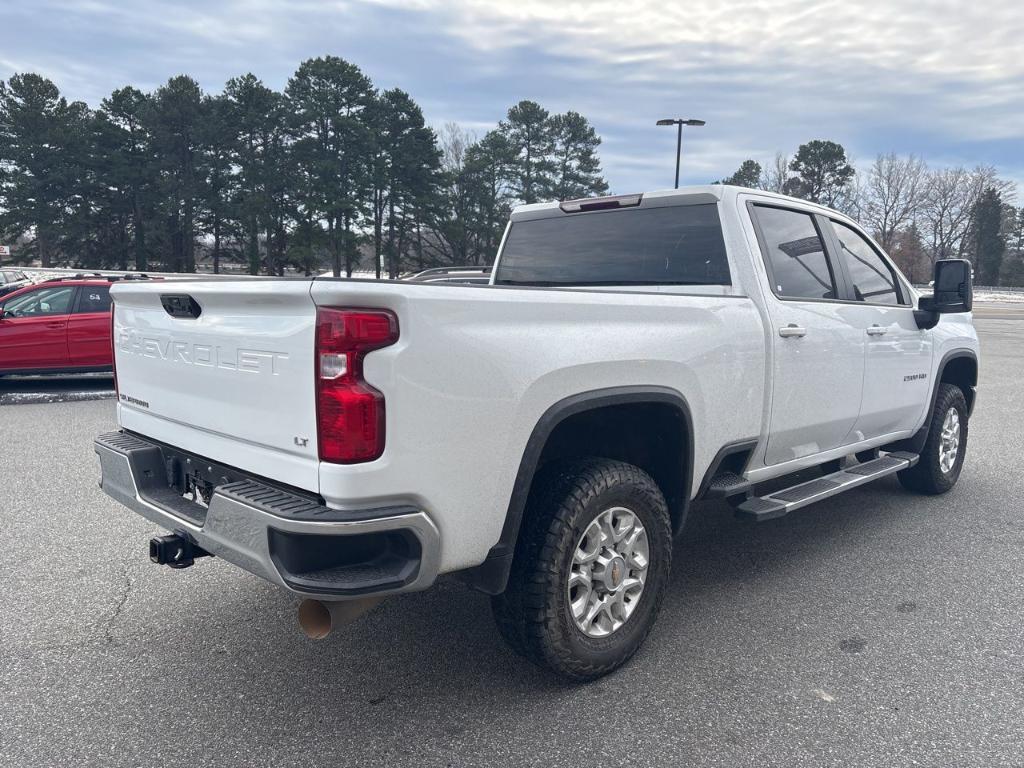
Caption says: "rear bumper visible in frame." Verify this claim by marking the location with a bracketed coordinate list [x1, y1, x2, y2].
[94, 431, 440, 599]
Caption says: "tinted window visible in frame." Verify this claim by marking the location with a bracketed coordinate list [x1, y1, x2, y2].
[3, 286, 76, 316]
[76, 285, 112, 313]
[753, 206, 837, 300]
[495, 204, 731, 286]
[832, 221, 902, 305]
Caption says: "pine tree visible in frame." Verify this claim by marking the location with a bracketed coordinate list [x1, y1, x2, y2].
[223, 74, 280, 274]
[370, 89, 442, 277]
[998, 208, 1024, 287]
[500, 100, 555, 204]
[550, 111, 607, 200]
[464, 130, 516, 263]
[968, 187, 1005, 285]
[146, 76, 206, 272]
[198, 94, 237, 274]
[786, 140, 854, 206]
[0, 73, 91, 267]
[720, 159, 763, 189]
[94, 86, 154, 271]
[286, 56, 374, 277]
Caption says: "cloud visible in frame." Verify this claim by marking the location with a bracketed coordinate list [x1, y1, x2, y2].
[399, 0, 1023, 83]
[1, 0, 1021, 192]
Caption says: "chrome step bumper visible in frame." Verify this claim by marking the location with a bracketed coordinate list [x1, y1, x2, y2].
[735, 452, 919, 522]
[94, 431, 441, 599]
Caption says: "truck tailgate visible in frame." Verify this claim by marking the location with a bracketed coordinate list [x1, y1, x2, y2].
[110, 280, 320, 492]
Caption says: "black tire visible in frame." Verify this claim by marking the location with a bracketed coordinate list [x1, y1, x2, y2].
[898, 383, 968, 495]
[491, 458, 672, 681]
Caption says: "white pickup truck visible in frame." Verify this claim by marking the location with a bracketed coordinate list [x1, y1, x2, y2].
[95, 185, 979, 680]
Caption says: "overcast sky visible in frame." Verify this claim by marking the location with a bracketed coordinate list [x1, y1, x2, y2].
[2, 0, 1021, 194]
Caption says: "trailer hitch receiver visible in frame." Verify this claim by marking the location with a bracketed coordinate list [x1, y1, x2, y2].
[149, 533, 211, 569]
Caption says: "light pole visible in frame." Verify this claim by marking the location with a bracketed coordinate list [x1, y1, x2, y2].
[656, 118, 705, 188]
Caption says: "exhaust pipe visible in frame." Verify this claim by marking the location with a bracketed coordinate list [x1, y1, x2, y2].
[297, 597, 385, 639]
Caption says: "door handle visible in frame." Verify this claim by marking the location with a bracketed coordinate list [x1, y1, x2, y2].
[866, 324, 887, 336]
[778, 324, 806, 338]
[45, 322, 66, 329]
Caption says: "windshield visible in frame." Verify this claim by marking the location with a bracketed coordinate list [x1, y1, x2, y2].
[494, 203, 731, 287]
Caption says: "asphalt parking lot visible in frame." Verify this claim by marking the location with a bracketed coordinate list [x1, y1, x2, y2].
[3, 305, 1023, 768]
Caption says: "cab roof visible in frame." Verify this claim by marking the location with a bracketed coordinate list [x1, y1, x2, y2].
[509, 185, 848, 223]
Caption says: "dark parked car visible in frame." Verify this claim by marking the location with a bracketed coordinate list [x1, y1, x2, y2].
[0, 268, 32, 297]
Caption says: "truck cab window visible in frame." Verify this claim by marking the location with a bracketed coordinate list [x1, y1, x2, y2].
[831, 221, 902, 305]
[495, 203, 731, 287]
[753, 206, 837, 301]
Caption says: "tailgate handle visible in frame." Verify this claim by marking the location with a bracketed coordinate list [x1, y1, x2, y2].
[161, 294, 202, 319]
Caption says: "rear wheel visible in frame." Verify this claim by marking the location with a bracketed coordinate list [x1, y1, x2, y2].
[898, 383, 968, 495]
[491, 458, 672, 680]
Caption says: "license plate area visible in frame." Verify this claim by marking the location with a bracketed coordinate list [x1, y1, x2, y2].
[165, 451, 242, 511]
[131, 432, 324, 527]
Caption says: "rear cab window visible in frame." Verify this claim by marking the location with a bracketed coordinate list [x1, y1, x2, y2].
[494, 203, 731, 287]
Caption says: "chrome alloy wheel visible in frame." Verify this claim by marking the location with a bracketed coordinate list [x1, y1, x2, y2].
[939, 406, 961, 474]
[567, 506, 650, 638]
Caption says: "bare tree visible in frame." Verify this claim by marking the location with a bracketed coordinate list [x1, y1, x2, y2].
[862, 153, 927, 251]
[419, 122, 476, 266]
[835, 156, 867, 220]
[438, 121, 473, 176]
[761, 152, 790, 193]
[920, 165, 1013, 263]
[920, 166, 971, 262]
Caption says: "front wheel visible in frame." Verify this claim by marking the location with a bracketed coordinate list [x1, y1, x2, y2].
[491, 458, 672, 680]
[898, 383, 969, 495]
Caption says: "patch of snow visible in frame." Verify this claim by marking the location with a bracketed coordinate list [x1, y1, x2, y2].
[0, 391, 115, 406]
[974, 291, 1024, 304]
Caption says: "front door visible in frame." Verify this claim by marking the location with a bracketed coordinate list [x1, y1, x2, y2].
[0, 285, 77, 371]
[749, 204, 866, 466]
[825, 219, 934, 439]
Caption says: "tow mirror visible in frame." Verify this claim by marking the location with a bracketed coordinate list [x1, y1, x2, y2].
[915, 259, 973, 329]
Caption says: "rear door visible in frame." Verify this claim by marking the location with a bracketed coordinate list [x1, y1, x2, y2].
[824, 219, 933, 439]
[748, 203, 866, 466]
[0, 285, 76, 371]
[68, 284, 113, 367]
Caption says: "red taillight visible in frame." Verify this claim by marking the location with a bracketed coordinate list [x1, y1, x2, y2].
[316, 308, 399, 464]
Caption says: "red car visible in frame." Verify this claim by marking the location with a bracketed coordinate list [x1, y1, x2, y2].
[0, 277, 117, 375]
